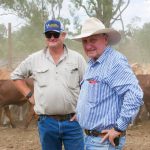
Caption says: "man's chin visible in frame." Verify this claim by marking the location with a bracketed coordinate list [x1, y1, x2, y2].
[49, 43, 58, 48]
[87, 54, 99, 60]
[87, 53, 96, 58]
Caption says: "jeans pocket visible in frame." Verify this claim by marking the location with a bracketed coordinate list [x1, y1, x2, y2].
[85, 136, 110, 149]
[116, 136, 126, 149]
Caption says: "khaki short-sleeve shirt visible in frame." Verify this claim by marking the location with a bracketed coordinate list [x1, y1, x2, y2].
[11, 46, 87, 115]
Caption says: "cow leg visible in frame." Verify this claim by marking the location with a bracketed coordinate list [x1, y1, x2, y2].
[19, 106, 23, 121]
[144, 100, 150, 120]
[24, 103, 34, 129]
[0, 108, 2, 125]
[147, 112, 150, 120]
[4, 106, 16, 128]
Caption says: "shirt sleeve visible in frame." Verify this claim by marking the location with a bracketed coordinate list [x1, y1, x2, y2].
[107, 56, 144, 131]
[11, 55, 32, 80]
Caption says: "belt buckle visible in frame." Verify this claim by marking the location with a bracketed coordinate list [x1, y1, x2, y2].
[58, 114, 72, 121]
[92, 130, 100, 137]
[88, 130, 93, 136]
[85, 129, 90, 135]
[58, 115, 67, 121]
[85, 130, 97, 136]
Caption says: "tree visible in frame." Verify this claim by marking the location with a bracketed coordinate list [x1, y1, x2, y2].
[69, 0, 130, 34]
[0, 0, 71, 55]
[118, 21, 150, 64]
[134, 23, 150, 52]
[0, 24, 7, 58]
[0, 0, 70, 30]
[0, 24, 7, 38]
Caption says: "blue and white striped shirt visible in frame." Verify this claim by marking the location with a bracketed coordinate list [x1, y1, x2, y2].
[76, 46, 143, 131]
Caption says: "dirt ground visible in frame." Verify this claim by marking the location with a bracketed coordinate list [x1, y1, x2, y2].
[0, 120, 150, 150]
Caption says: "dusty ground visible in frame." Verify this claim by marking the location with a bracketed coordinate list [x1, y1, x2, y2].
[0, 120, 150, 150]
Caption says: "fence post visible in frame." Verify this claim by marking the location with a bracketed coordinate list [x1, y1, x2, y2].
[8, 22, 12, 69]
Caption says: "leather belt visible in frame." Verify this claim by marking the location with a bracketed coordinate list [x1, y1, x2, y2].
[85, 129, 126, 137]
[40, 113, 75, 121]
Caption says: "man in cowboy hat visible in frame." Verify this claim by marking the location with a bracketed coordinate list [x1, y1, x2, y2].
[72, 17, 143, 150]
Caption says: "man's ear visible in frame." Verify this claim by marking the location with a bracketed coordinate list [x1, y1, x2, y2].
[104, 34, 109, 45]
[104, 34, 108, 41]
[61, 32, 67, 38]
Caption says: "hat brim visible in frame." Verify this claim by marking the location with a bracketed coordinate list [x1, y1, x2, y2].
[71, 28, 121, 45]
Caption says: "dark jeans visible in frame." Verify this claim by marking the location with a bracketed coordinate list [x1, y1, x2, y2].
[38, 115, 84, 150]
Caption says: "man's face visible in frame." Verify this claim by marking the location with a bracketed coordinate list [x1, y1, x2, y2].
[45, 31, 66, 48]
[82, 34, 108, 60]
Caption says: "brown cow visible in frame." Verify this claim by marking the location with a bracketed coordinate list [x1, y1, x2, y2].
[131, 63, 144, 75]
[128, 74, 150, 126]
[136, 74, 150, 122]
[0, 79, 35, 128]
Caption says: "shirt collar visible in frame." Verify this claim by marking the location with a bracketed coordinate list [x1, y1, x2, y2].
[88, 46, 112, 65]
[44, 44, 68, 60]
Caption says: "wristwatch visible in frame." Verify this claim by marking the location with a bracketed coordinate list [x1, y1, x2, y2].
[25, 91, 33, 99]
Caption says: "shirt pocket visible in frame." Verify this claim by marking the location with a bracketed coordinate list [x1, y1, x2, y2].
[88, 82, 100, 104]
[34, 68, 49, 87]
[87, 78, 109, 104]
[65, 64, 79, 89]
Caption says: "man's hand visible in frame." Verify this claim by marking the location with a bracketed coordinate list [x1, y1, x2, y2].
[70, 114, 77, 121]
[101, 128, 121, 147]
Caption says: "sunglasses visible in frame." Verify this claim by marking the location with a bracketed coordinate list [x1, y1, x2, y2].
[45, 32, 60, 39]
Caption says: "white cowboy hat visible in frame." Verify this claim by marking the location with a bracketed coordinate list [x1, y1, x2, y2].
[71, 17, 121, 45]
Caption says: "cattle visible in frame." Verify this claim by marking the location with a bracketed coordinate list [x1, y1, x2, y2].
[0, 79, 35, 128]
[127, 74, 150, 127]
[131, 63, 144, 75]
[136, 74, 150, 118]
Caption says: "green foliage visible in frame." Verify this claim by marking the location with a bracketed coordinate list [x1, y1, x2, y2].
[65, 38, 83, 53]
[65, 38, 87, 59]
[0, 24, 7, 58]
[0, 37, 7, 59]
[0, 0, 71, 59]
[12, 24, 45, 55]
[118, 22, 150, 63]
[70, 0, 128, 29]
[134, 23, 150, 51]
[0, 24, 7, 38]
[3, 0, 150, 65]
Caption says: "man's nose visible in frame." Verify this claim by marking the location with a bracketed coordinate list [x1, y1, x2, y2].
[85, 43, 93, 50]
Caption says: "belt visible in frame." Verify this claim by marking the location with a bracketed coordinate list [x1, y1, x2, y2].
[40, 113, 75, 121]
[85, 129, 126, 137]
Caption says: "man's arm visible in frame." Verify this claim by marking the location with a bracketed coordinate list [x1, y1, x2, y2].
[12, 79, 34, 105]
[11, 55, 34, 104]
[102, 57, 143, 146]
[109, 61, 143, 131]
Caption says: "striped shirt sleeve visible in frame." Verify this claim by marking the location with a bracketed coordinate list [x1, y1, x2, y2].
[106, 55, 143, 131]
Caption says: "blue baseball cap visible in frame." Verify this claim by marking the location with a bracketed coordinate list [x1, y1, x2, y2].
[44, 19, 64, 33]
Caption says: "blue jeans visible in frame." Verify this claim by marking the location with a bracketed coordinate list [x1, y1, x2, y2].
[85, 135, 126, 150]
[38, 115, 84, 150]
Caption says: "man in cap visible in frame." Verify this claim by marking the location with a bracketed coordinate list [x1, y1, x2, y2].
[11, 19, 86, 150]
[72, 17, 143, 150]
